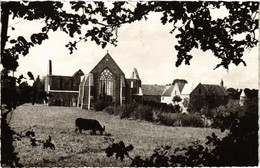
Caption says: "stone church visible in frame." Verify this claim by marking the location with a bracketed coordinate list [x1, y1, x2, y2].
[78, 53, 143, 109]
[45, 53, 165, 108]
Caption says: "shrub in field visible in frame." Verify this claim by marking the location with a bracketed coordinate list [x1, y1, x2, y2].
[117, 104, 136, 119]
[142, 107, 154, 122]
[130, 105, 153, 121]
[152, 109, 161, 122]
[104, 103, 154, 122]
[178, 114, 203, 127]
[209, 101, 245, 130]
[143, 101, 175, 113]
[156, 113, 178, 126]
[102, 103, 203, 127]
[93, 101, 113, 111]
[156, 113, 203, 127]
[103, 105, 115, 115]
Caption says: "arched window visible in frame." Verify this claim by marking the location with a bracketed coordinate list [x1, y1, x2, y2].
[99, 69, 114, 96]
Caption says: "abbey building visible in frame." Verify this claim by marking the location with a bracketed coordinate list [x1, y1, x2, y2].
[45, 53, 158, 108]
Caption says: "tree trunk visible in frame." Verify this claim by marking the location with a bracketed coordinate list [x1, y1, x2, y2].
[1, 5, 9, 54]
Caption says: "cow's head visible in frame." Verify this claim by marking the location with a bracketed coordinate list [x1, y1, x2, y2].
[100, 126, 105, 135]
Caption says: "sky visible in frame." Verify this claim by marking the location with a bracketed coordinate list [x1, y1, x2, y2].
[5, 2, 259, 90]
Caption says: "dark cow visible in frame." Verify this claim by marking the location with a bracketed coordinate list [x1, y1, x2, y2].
[75, 118, 105, 135]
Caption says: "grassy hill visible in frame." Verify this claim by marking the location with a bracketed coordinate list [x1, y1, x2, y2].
[8, 104, 226, 167]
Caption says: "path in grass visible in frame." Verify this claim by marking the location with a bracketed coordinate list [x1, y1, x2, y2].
[9, 104, 226, 167]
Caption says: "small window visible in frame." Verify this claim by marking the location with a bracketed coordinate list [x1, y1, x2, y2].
[198, 88, 201, 94]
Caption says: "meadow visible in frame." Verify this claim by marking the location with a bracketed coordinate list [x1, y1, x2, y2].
[8, 104, 226, 167]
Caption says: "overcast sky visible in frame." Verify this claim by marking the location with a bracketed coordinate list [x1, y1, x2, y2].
[6, 2, 259, 90]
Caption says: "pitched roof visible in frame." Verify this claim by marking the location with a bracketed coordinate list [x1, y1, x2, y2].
[201, 84, 228, 96]
[161, 85, 174, 96]
[73, 69, 84, 77]
[176, 82, 186, 93]
[90, 53, 124, 75]
[171, 79, 187, 93]
[141, 84, 165, 96]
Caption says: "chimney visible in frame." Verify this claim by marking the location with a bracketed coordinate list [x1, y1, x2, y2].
[49, 60, 52, 75]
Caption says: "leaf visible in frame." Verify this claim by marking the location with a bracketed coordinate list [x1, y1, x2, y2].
[160, 13, 168, 25]
[126, 144, 134, 151]
[27, 71, 34, 80]
[10, 39, 17, 43]
[42, 26, 47, 32]
[18, 36, 28, 45]
[101, 42, 107, 48]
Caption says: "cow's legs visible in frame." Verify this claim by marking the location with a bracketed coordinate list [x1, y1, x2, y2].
[92, 129, 96, 135]
[79, 128, 82, 133]
[75, 127, 78, 132]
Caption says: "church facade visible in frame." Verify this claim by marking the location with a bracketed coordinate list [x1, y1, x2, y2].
[78, 53, 143, 109]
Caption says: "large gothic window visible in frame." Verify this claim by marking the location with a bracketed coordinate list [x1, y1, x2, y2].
[99, 69, 114, 96]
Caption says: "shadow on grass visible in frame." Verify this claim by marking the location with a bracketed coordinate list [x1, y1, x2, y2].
[73, 131, 112, 137]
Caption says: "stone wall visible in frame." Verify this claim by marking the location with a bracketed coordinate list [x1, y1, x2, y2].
[48, 92, 79, 106]
[49, 75, 81, 91]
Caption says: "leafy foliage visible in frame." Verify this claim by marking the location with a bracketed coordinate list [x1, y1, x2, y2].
[43, 136, 55, 150]
[105, 137, 134, 161]
[156, 112, 203, 127]
[93, 101, 114, 111]
[143, 101, 175, 113]
[1, 1, 258, 167]
[103, 104, 204, 127]
[173, 95, 182, 104]
[2, 2, 259, 72]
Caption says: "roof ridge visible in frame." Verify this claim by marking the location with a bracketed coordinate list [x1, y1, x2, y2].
[90, 53, 124, 75]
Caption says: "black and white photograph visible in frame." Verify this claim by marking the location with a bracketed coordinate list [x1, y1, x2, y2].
[1, 1, 259, 167]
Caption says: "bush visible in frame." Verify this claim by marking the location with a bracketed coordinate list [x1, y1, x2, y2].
[117, 104, 136, 119]
[93, 101, 113, 111]
[208, 101, 244, 129]
[178, 114, 203, 127]
[143, 101, 175, 113]
[103, 106, 115, 115]
[102, 103, 203, 127]
[157, 113, 203, 127]
[130, 105, 153, 121]
[157, 113, 178, 126]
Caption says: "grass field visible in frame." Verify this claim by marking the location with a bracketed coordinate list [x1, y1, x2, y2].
[8, 104, 226, 167]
